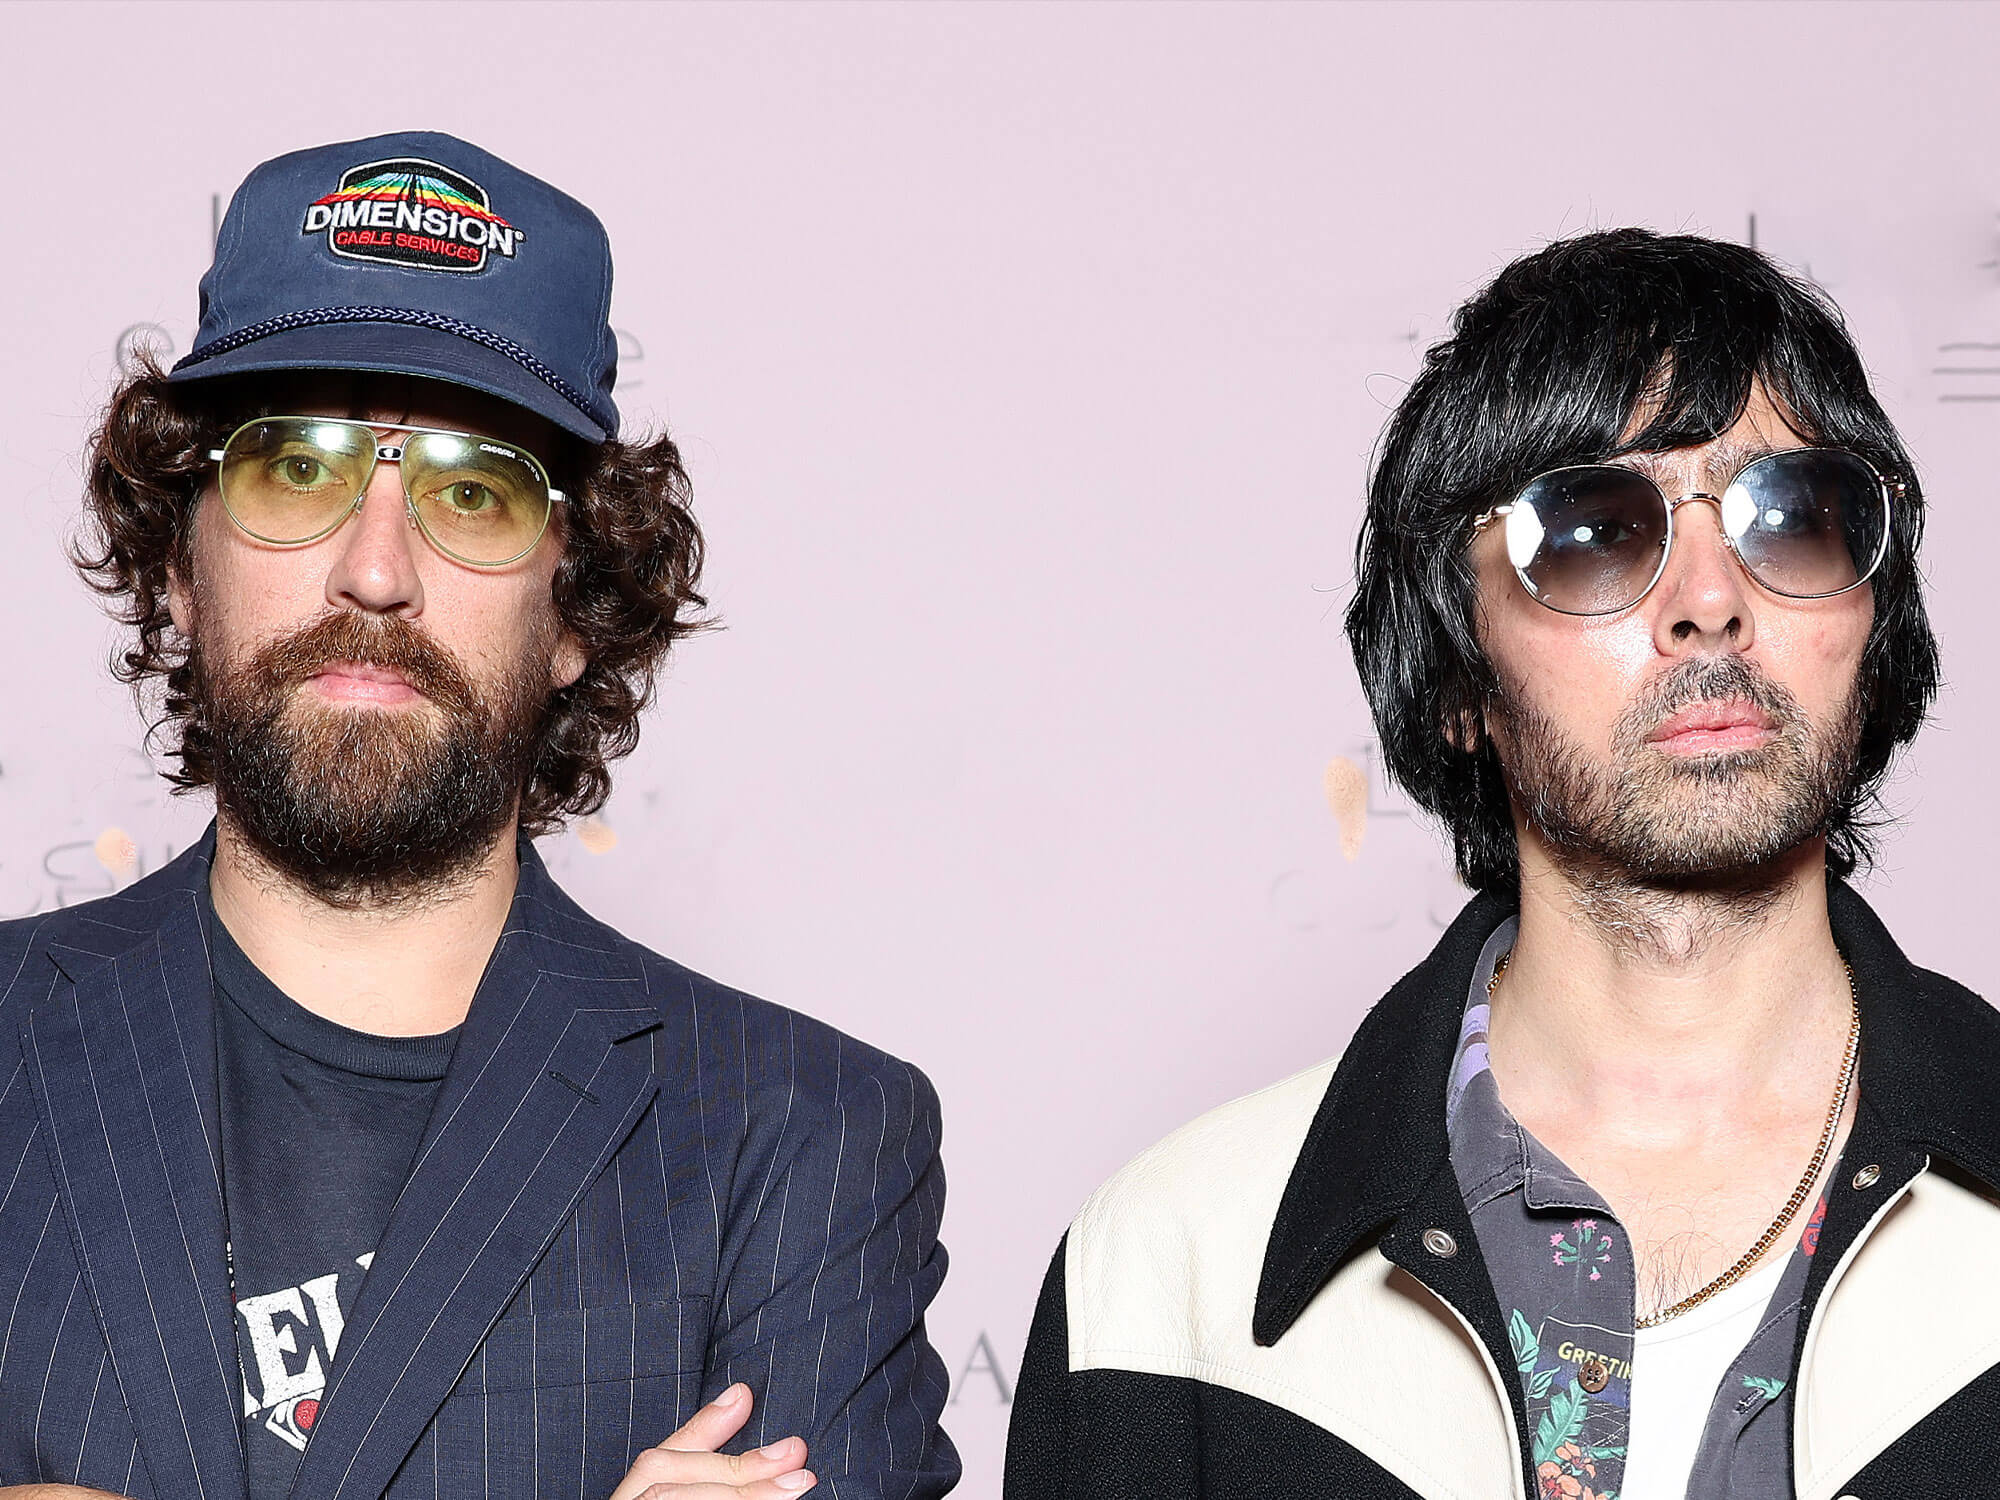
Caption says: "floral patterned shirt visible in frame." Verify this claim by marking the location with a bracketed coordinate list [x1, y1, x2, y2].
[1447, 918, 1828, 1500]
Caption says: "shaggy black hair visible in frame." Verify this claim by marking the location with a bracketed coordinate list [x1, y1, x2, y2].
[1345, 228, 1938, 891]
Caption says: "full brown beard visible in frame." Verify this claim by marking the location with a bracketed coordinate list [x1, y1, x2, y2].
[194, 610, 555, 908]
[1494, 653, 1865, 889]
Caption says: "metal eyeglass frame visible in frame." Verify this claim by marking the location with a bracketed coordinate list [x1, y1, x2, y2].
[207, 415, 569, 569]
[1468, 446, 1900, 617]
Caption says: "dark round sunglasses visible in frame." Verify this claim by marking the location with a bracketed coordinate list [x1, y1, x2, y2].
[1470, 447, 1896, 617]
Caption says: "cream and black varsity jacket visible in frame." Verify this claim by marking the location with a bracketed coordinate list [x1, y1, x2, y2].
[1005, 884, 2000, 1500]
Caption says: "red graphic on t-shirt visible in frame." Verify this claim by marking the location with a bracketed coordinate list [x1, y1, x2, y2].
[236, 1252, 373, 1453]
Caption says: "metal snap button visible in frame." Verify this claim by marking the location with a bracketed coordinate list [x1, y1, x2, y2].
[1852, 1164, 1882, 1190]
[1421, 1228, 1458, 1259]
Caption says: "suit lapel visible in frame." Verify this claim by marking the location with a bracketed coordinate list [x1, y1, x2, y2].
[288, 856, 660, 1500]
[27, 888, 248, 1500]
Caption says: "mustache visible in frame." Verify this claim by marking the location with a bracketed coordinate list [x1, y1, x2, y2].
[1616, 654, 1804, 749]
[246, 611, 479, 717]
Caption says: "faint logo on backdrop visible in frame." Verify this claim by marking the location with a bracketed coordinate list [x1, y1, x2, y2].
[16, 831, 179, 917]
[114, 193, 644, 382]
[0, 745, 183, 916]
[951, 1331, 1014, 1406]
[115, 320, 649, 384]
[1935, 342, 2000, 404]
[1268, 739, 1466, 938]
[1748, 206, 2000, 409]
[115, 321, 179, 377]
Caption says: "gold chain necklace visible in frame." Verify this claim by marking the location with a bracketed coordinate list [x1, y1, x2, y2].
[1486, 951, 1860, 1329]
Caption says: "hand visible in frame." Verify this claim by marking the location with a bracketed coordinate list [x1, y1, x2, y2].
[0, 1488, 130, 1498]
[607, 1383, 815, 1499]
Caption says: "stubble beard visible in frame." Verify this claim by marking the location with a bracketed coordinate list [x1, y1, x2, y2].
[195, 610, 555, 910]
[1493, 654, 1866, 957]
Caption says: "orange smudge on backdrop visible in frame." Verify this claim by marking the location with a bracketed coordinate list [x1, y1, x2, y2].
[1323, 758, 1367, 862]
[94, 827, 138, 875]
[578, 817, 619, 855]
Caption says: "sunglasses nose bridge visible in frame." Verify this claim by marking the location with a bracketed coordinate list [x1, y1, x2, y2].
[350, 442, 423, 530]
[1670, 490, 1725, 540]
[1668, 491, 1724, 515]
[1654, 489, 1765, 609]
[1668, 489, 1761, 555]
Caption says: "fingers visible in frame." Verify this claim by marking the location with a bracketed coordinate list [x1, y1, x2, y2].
[632, 1473, 818, 1498]
[661, 1383, 757, 1454]
[607, 1385, 814, 1500]
[622, 1451, 817, 1498]
[622, 1438, 812, 1492]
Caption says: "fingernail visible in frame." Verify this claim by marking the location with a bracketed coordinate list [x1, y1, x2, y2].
[758, 1439, 795, 1459]
[776, 1472, 815, 1492]
[716, 1383, 749, 1408]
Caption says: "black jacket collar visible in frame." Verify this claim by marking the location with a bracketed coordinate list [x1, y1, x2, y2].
[1252, 879, 2000, 1346]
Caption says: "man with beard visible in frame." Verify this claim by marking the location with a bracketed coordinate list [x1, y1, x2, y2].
[1006, 231, 2000, 1500]
[0, 134, 957, 1500]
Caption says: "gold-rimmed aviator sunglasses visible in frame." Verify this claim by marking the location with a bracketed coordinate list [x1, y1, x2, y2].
[208, 415, 567, 568]
[1470, 446, 1896, 617]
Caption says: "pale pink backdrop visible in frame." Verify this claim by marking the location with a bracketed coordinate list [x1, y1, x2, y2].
[5, 3, 1999, 1492]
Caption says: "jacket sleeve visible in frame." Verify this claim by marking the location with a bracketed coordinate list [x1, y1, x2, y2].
[1006, 1233, 1211, 1500]
[704, 1051, 959, 1499]
[1002, 1237, 1074, 1500]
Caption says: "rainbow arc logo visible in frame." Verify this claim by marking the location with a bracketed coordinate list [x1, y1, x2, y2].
[300, 157, 524, 273]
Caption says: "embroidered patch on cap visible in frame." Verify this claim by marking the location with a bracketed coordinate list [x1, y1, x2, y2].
[300, 157, 524, 273]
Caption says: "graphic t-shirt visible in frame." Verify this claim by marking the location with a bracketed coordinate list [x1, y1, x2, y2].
[209, 899, 459, 1500]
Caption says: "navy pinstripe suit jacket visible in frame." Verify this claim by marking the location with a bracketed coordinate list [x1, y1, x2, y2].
[0, 831, 958, 1500]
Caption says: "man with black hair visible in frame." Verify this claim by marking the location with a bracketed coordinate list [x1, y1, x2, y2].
[0, 133, 958, 1500]
[1005, 229, 1999, 1500]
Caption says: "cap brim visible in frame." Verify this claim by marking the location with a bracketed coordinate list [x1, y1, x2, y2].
[167, 320, 607, 443]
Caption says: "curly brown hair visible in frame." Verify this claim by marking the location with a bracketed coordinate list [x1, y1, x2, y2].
[72, 357, 709, 836]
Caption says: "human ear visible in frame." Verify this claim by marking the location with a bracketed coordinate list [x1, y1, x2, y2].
[165, 491, 212, 638]
[550, 630, 588, 691]
[166, 561, 194, 637]
[1443, 706, 1483, 755]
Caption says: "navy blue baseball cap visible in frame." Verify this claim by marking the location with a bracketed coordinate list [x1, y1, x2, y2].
[168, 131, 620, 443]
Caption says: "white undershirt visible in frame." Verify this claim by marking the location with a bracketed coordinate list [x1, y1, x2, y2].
[1620, 1250, 1791, 1500]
